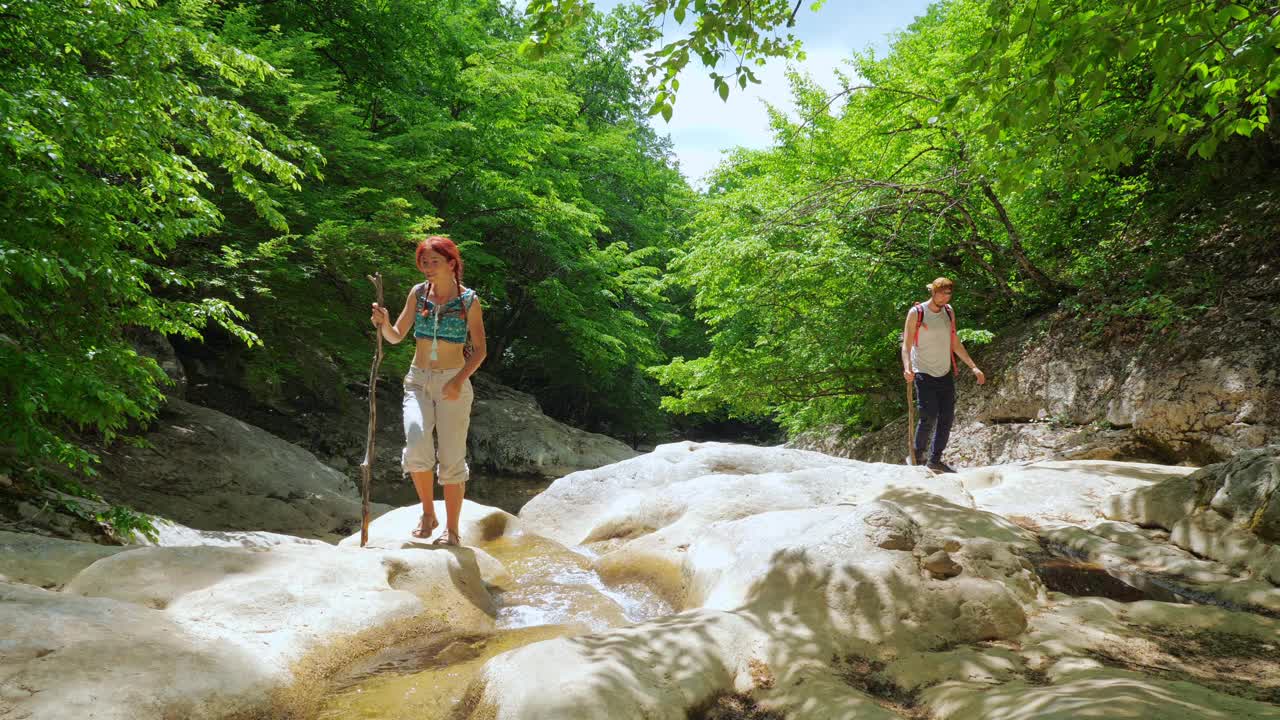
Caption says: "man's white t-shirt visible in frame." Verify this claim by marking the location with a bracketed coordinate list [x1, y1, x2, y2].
[910, 304, 953, 378]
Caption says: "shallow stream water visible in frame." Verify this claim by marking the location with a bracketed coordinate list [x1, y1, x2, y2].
[318, 481, 671, 719]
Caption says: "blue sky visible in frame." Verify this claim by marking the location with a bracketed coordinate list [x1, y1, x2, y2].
[592, 1, 936, 185]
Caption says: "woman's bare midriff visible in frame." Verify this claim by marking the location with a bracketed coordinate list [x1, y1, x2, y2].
[412, 338, 466, 371]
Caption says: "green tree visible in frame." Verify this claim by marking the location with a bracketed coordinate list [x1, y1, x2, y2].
[160, 0, 695, 441]
[967, 0, 1280, 186]
[529, 1, 1280, 172]
[653, 1, 1060, 431]
[0, 0, 317, 472]
[651, 0, 1277, 440]
[525, 0, 823, 120]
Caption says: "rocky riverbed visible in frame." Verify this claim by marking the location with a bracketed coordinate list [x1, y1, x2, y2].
[3, 443, 1278, 719]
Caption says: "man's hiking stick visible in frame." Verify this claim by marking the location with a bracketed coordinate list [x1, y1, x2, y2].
[906, 378, 917, 466]
[360, 273, 385, 547]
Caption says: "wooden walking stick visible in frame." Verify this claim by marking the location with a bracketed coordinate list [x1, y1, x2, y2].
[360, 272, 386, 547]
[906, 378, 917, 466]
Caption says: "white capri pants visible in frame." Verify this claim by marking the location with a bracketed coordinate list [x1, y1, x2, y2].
[401, 366, 473, 485]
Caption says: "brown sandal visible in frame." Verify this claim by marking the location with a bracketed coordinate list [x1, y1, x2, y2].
[431, 528, 461, 546]
[411, 513, 439, 539]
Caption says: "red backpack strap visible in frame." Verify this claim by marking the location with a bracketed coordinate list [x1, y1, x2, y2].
[912, 303, 926, 346]
[945, 304, 958, 374]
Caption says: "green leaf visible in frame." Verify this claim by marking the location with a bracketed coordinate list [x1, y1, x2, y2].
[1011, 9, 1033, 35]
[1222, 4, 1250, 21]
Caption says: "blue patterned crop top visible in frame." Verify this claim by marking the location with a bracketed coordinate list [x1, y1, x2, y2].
[413, 284, 476, 343]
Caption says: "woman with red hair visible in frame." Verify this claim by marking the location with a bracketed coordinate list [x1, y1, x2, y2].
[370, 236, 487, 545]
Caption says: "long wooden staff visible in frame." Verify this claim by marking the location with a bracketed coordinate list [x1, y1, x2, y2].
[906, 378, 917, 466]
[360, 273, 385, 547]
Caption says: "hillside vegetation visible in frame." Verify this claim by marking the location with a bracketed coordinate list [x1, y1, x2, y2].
[2, 0, 1276, 519]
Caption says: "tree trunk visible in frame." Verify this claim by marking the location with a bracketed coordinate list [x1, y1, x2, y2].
[978, 181, 1064, 293]
[485, 285, 530, 373]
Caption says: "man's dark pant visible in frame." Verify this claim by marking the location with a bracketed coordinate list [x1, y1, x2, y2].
[913, 371, 955, 464]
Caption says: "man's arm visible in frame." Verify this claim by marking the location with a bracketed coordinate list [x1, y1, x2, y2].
[950, 322, 986, 385]
[901, 310, 917, 383]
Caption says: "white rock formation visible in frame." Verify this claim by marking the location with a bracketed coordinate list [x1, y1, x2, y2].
[1105, 446, 1280, 594]
[0, 582, 274, 720]
[340, 499, 519, 550]
[956, 459, 1193, 527]
[8, 443, 1279, 720]
[460, 444, 1035, 717]
[456, 442, 1280, 719]
[0, 505, 505, 720]
[0, 530, 131, 589]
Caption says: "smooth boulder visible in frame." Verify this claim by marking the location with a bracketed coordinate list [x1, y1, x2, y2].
[3, 539, 497, 720]
[467, 374, 639, 477]
[1106, 446, 1280, 584]
[91, 398, 375, 539]
[460, 443, 1046, 718]
[0, 531, 131, 589]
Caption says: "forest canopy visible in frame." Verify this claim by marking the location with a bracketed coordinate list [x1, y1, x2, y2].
[2, 0, 1276, 489]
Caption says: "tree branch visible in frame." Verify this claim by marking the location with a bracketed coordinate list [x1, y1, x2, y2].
[977, 180, 1066, 293]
